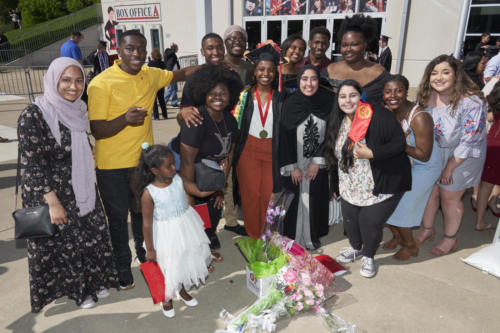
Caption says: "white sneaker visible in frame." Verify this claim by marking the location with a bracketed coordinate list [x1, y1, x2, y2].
[360, 256, 377, 278]
[96, 288, 110, 299]
[80, 296, 96, 309]
[336, 247, 362, 264]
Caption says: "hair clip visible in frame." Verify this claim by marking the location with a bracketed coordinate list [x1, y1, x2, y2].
[141, 142, 150, 150]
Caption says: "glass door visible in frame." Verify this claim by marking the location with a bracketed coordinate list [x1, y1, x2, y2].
[246, 20, 262, 51]
[267, 20, 283, 45]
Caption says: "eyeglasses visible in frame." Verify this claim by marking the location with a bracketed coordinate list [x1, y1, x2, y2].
[226, 36, 246, 43]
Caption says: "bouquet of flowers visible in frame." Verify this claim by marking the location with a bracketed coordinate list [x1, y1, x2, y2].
[221, 235, 357, 332]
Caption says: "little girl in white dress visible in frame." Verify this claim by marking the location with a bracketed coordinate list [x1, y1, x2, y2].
[138, 144, 213, 318]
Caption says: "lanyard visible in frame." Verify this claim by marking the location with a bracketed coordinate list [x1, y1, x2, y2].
[255, 87, 273, 128]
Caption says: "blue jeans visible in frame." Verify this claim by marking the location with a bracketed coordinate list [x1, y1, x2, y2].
[164, 82, 178, 106]
[96, 167, 145, 286]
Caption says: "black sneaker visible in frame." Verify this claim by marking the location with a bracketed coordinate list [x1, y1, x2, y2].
[119, 282, 135, 290]
[224, 224, 247, 236]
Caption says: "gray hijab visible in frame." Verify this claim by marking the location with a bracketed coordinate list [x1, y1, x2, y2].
[34, 57, 95, 216]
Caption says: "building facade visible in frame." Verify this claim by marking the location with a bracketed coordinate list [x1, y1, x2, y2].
[100, 0, 500, 87]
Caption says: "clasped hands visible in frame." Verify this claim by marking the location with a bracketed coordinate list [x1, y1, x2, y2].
[291, 163, 320, 185]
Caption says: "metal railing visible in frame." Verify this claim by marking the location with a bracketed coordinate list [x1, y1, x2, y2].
[0, 4, 102, 65]
[0, 66, 93, 102]
[0, 56, 199, 102]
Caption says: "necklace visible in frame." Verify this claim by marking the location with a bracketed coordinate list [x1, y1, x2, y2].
[255, 87, 273, 138]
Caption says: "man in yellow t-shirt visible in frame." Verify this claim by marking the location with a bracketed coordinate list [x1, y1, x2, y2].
[88, 30, 198, 290]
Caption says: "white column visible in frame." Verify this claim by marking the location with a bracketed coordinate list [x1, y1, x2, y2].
[195, 0, 213, 64]
[454, 0, 472, 59]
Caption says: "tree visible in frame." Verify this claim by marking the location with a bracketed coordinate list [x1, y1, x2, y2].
[18, 0, 63, 26]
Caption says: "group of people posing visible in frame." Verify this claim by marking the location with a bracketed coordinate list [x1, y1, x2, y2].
[17, 14, 498, 318]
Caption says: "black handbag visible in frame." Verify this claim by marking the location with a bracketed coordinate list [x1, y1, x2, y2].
[12, 149, 57, 239]
[194, 158, 226, 191]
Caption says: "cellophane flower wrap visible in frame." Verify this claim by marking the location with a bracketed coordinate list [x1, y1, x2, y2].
[221, 191, 357, 332]
[235, 191, 295, 279]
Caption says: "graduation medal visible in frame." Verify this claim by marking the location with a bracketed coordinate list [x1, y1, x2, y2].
[255, 87, 273, 139]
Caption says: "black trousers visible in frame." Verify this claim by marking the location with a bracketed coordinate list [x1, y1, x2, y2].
[194, 196, 222, 250]
[96, 167, 145, 285]
[153, 88, 167, 119]
[341, 193, 403, 258]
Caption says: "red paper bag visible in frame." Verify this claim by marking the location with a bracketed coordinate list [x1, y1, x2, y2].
[140, 262, 165, 304]
[194, 203, 211, 229]
[315, 255, 348, 277]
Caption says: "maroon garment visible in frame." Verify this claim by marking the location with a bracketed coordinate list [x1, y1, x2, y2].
[304, 55, 332, 72]
[482, 113, 500, 184]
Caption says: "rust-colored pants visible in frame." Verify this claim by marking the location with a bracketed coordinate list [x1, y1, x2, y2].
[236, 135, 273, 239]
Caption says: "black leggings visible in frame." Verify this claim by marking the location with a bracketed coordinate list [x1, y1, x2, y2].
[341, 193, 403, 258]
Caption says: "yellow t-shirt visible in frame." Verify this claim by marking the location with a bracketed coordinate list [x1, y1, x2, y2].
[88, 60, 173, 169]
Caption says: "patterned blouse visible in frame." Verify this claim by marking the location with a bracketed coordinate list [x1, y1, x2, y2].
[429, 95, 487, 159]
[335, 117, 393, 206]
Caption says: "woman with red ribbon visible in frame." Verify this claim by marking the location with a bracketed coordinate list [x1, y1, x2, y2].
[325, 80, 411, 278]
[279, 64, 334, 250]
[233, 46, 285, 239]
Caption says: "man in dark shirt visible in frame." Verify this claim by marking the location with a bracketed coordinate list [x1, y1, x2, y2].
[86, 41, 110, 76]
[304, 26, 332, 71]
[164, 43, 181, 107]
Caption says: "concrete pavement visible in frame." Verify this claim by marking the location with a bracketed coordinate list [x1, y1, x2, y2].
[0, 97, 499, 333]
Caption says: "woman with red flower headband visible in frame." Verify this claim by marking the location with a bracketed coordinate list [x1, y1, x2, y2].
[325, 80, 411, 278]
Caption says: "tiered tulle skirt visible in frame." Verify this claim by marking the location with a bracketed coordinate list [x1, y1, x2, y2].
[152, 206, 212, 300]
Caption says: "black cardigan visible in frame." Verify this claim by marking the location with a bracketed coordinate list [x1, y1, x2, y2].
[331, 103, 411, 196]
[233, 89, 285, 195]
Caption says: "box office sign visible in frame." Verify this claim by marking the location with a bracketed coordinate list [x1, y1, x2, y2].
[115, 3, 161, 22]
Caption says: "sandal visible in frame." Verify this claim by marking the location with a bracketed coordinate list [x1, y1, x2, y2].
[415, 226, 435, 245]
[474, 223, 496, 232]
[207, 264, 215, 272]
[211, 250, 224, 262]
[430, 234, 457, 256]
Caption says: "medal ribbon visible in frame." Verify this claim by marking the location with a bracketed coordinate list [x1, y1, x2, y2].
[255, 87, 273, 129]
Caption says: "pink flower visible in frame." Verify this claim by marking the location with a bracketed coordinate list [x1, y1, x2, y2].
[301, 273, 312, 285]
[283, 269, 297, 283]
[295, 292, 303, 301]
[315, 284, 324, 297]
[305, 298, 315, 306]
[303, 288, 313, 298]
[296, 302, 303, 311]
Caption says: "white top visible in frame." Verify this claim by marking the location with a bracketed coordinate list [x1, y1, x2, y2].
[249, 98, 273, 139]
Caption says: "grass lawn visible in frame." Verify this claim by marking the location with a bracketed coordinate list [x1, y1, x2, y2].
[3, 5, 101, 46]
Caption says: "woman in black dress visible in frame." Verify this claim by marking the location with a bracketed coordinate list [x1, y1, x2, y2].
[322, 14, 390, 105]
[17, 57, 118, 312]
[280, 34, 307, 94]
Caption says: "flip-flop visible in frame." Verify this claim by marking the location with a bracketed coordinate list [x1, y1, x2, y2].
[207, 264, 215, 272]
[211, 250, 224, 262]
[474, 224, 496, 232]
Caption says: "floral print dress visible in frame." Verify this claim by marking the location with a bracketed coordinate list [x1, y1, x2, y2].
[18, 104, 118, 313]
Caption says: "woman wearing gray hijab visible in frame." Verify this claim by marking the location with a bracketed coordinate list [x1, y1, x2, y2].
[17, 57, 118, 312]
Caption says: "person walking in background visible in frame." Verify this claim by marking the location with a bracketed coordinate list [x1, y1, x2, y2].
[304, 26, 331, 71]
[416, 55, 487, 256]
[164, 42, 180, 108]
[17, 57, 118, 312]
[377, 35, 392, 72]
[87, 30, 198, 290]
[148, 48, 168, 120]
[61, 31, 84, 64]
[382, 75, 442, 260]
[0, 30, 10, 63]
[86, 41, 110, 77]
[138, 145, 213, 318]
